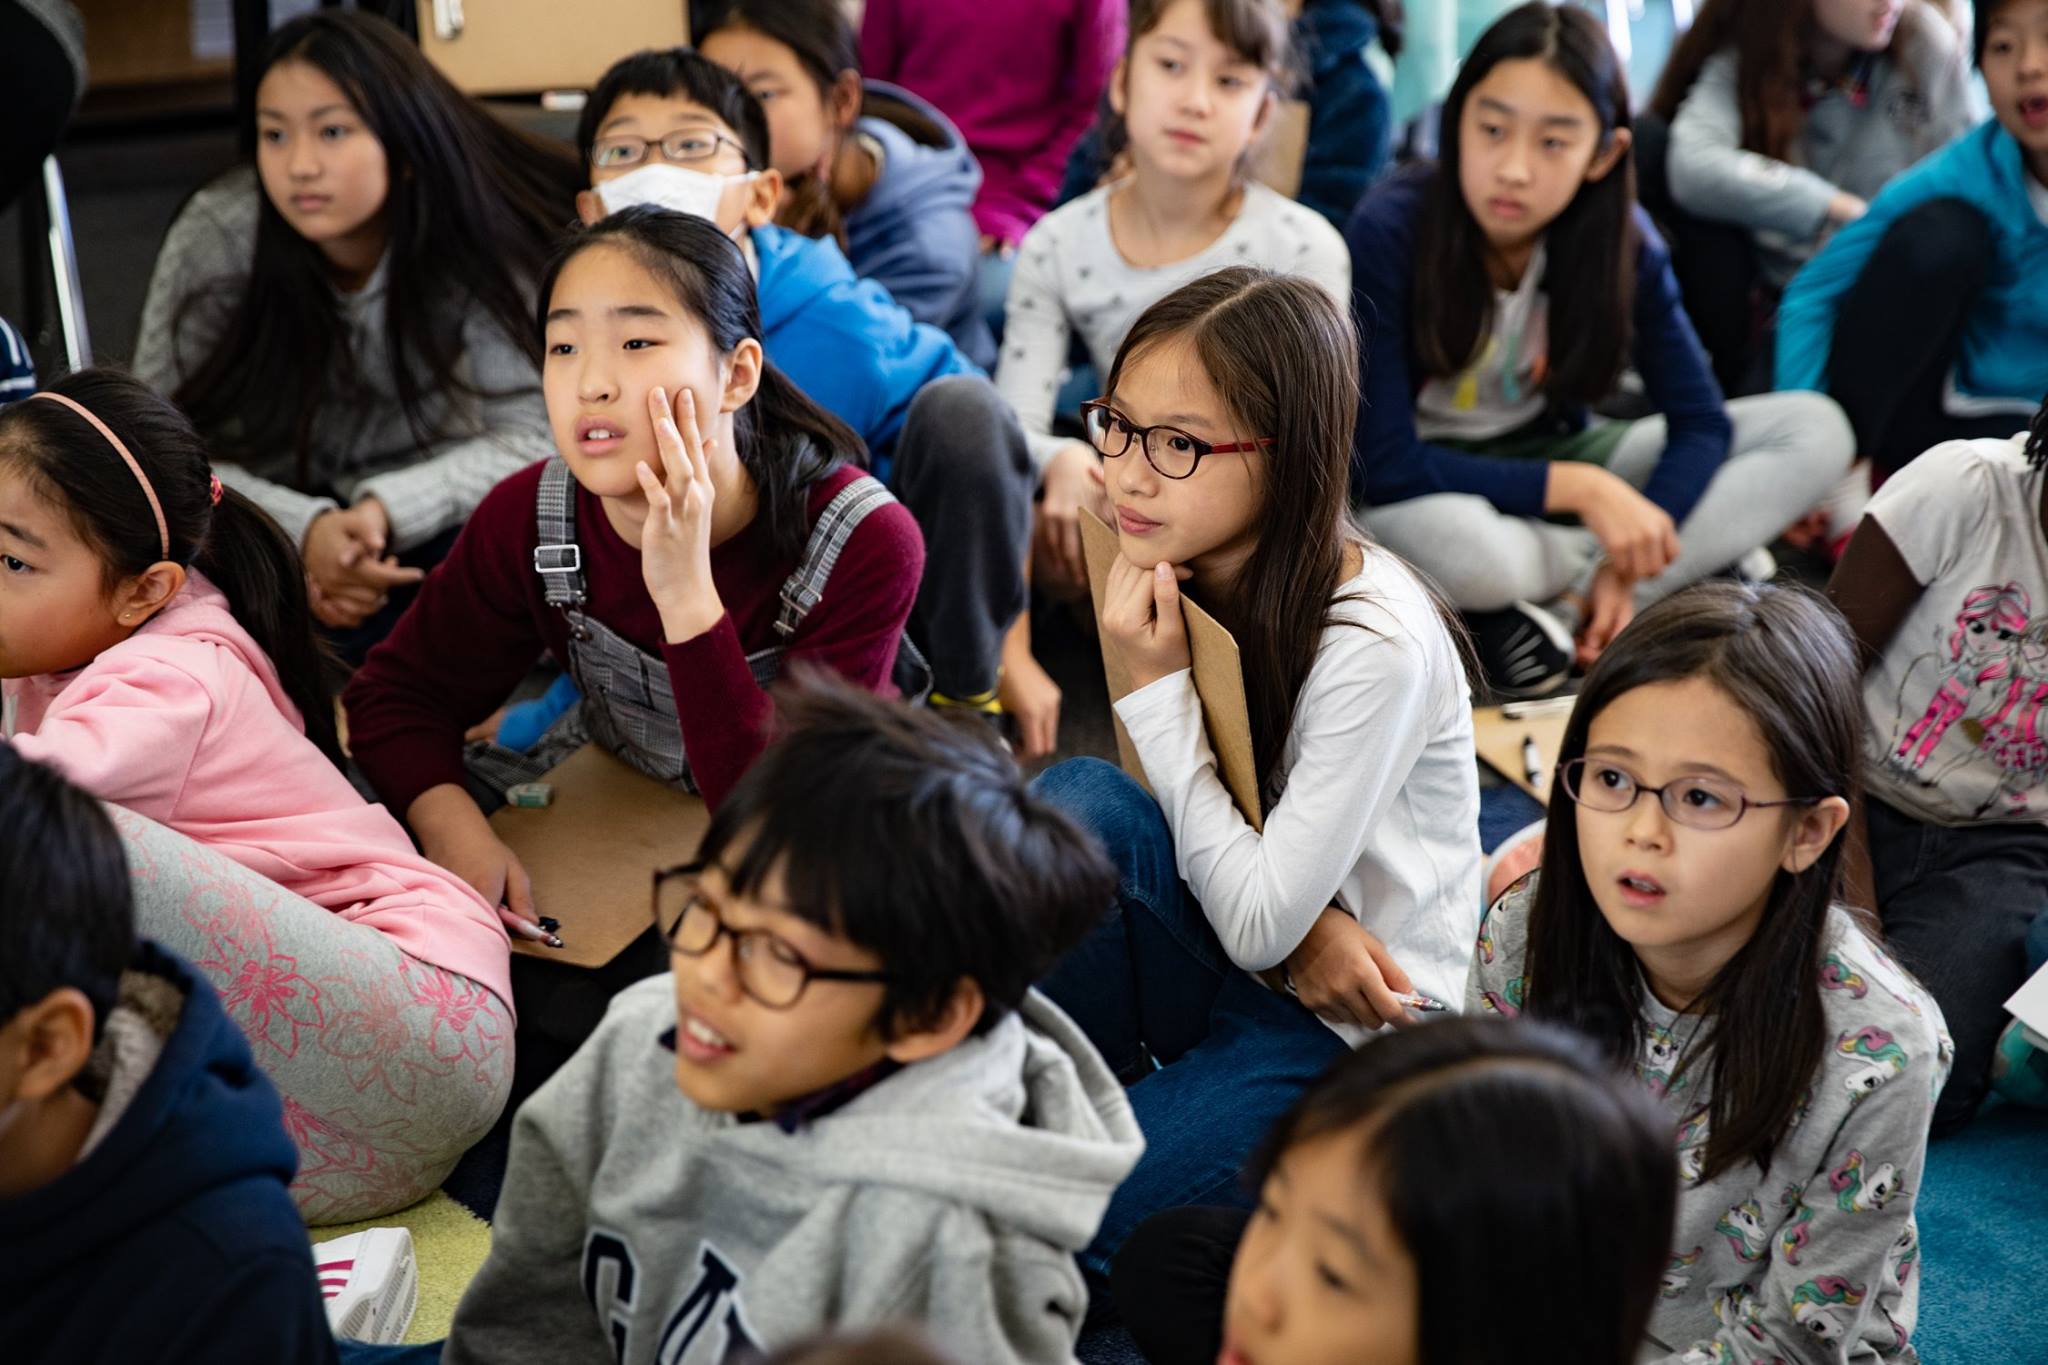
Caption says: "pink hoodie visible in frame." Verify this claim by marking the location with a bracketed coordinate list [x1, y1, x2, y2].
[5, 573, 512, 1010]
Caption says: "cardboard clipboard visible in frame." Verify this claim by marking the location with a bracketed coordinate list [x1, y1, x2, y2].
[1471, 702, 1574, 802]
[488, 744, 709, 968]
[1080, 508, 1264, 831]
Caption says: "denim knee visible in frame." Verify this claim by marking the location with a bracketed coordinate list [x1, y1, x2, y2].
[1034, 758, 1179, 897]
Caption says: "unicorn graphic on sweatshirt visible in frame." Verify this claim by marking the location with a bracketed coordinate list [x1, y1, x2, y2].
[1674, 1106, 1711, 1183]
[1791, 1275, 1866, 1344]
[1820, 953, 1868, 997]
[1780, 1197, 1818, 1265]
[1715, 1199, 1770, 1261]
[1660, 1246, 1704, 1299]
[1479, 976, 1524, 1018]
[1891, 582, 2029, 775]
[1830, 1149, 1904, 1212]
[1838, 1026, 1908, 1100]
[1713, 1284, 1768, 1343]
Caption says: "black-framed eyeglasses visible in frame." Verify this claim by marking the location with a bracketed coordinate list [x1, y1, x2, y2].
[1079, 399, 1273, 480]
[1558, 757, 1824, 832]
[652, 863, 891, 1010]
[590, 129, 754, 171]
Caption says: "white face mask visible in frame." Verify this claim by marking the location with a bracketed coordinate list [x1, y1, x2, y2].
[595, 163, 756, 225]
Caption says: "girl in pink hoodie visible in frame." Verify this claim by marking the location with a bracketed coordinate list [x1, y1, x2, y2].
[0, 369, 512, 1222]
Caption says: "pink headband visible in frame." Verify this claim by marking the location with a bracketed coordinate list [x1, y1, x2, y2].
[31, 391, 171, 560]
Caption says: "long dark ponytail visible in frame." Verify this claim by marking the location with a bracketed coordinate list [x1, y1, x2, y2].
[1523, 581, 1861, 1181]
[1413, 2, 1638, 406]
[171, 9, 582, 482]
[535, 208, 866, 560]
[0, 370, 342, 767]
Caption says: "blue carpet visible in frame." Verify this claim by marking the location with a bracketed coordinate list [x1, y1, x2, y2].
[1914, 1102, 2047, 1364]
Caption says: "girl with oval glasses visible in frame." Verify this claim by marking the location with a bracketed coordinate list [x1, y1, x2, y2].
[1471, 579, 1949, 1363]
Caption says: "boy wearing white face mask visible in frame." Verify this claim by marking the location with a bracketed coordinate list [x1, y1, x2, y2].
[0, 748, 335, 1364]
[558, 50, 1033, 719]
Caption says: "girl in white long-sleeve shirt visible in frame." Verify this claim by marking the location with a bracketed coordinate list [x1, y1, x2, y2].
[1033, 265, 1480, 1282]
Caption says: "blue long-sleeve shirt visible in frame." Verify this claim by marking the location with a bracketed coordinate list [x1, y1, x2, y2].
[1775, 118, 2048, 403]
[1346, 166, 1732, 522]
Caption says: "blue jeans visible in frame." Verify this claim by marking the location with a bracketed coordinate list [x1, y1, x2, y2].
[1868, 796, 2048, 1132]
[1034, 759, 1349, 1278]
[337, 1343, 442, 1363]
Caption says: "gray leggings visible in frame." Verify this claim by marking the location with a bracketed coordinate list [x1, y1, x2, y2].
[113, 806, 513, 1225]
[1363, 392, 1855, 611]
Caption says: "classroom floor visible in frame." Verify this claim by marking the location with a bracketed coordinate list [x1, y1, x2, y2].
[23, 122, 2047, 1365]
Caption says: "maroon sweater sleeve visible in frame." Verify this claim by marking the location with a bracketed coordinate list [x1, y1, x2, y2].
[343, 468, 553, 816]
[663, 486, 925, 809]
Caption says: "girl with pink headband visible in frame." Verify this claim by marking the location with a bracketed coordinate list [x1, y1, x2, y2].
[0, 368, 512, 1224]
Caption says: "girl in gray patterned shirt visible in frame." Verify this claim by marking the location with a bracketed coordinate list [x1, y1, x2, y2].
[1471, 580, 1951, 1363]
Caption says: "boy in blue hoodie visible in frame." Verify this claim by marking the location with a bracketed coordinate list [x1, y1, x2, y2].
[441, 676, 1144, 1365]
[560, 48, 1030, 720]
[1775, 0, 2048, 483]
[0, 747, 335, 1365]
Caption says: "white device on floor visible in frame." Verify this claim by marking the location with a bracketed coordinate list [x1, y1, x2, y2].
[312, 1227, 419, 1345]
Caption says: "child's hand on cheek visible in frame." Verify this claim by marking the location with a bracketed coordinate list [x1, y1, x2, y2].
[1101, 554, 1193, 690]
[636, 386, 725, 644]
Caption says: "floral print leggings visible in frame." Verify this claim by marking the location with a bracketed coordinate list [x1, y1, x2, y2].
[112, 808, 514, 1225]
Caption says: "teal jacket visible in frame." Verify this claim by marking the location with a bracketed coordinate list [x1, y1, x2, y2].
[1776, 119, 2048, 402]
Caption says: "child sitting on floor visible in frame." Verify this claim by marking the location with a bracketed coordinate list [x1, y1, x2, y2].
[0, 747, 335, 1364]
[1110, 1016, 1678, 1365]
[1828, 395, 2048, 1131]
[1472, 580, 1949, 1362]
[0, 369, 513, 1223]
[437, 676, 1143, 1365]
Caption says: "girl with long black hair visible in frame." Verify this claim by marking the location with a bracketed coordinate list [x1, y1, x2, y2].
[344, 209, 924, 932]
[1472, 580, 1948, 1361]
[132, 9, 582, 650]
[1347, 2, 1853, 695]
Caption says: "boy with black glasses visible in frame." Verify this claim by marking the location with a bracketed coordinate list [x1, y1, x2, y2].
[441, 676, 1142, 1365]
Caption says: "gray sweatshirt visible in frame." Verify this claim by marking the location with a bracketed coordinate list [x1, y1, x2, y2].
[444, 978, 1145, 1365]
[131, 167, 554, 552]
[1667, 29, 1974, 285]
[1471, 877, 1952, 1364]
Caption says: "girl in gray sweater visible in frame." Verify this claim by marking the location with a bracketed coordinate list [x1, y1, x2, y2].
[132, 11, 581, 651]
[1640, 0, 1974, 391]
[1470, 581, 1950, 1364]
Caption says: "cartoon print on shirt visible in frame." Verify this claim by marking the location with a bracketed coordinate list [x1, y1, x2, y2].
[1661, 1246, 1704, 1299]
[1674, 1106, 1711, 1184]
[1971, 619, 2048, 814]
[1790, 1275, 1867, 1345]
[1887, 582, 2030, 786]
[1830, 1149, 1904, 1212]
[1838, 1026, 1908, 1101]
[1716, 1199, 1771, 1261]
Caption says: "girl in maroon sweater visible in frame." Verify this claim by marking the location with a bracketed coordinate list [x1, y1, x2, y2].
[345, 208, 924, 927]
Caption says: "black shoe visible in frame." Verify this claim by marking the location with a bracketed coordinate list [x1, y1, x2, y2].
[1464, 601, 1572, 699]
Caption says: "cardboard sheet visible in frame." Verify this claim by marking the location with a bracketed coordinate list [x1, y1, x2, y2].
[1472, 700, 1575, 802]
[488, 744, 708, 968]
[416, 0, 686, 95]
[1080, 508, 1263, 831]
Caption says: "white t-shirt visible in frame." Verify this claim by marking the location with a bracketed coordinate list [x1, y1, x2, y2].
[1113, 543, 1482, 1043]
[1414, 241, 1550, 442]
[1861, 434, 2048, 826]
[995, 180, 1352, 477]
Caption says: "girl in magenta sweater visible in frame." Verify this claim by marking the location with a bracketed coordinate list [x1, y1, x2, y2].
[344, 208, 923, 930]
[0, 368, 512, 1222]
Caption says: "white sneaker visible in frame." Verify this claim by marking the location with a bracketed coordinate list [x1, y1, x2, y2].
[313, 1227, 418, 1345]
